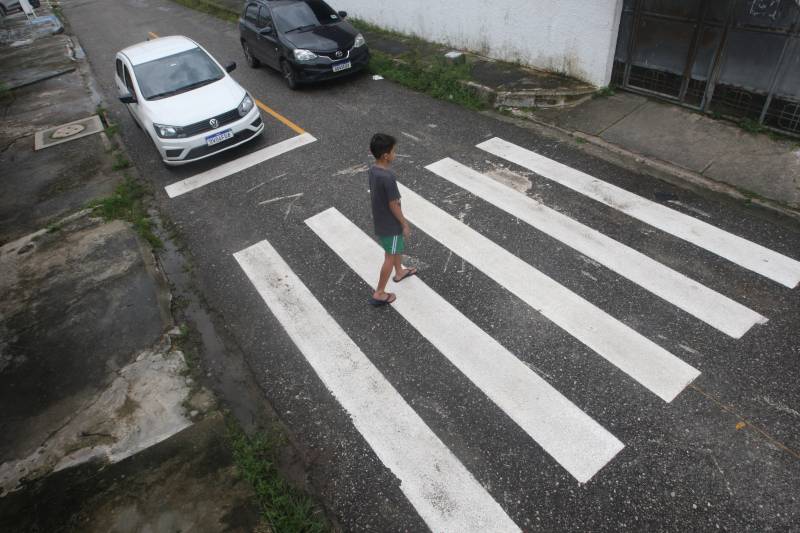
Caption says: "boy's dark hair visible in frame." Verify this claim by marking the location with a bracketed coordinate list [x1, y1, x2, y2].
[370, 133, 396, 160]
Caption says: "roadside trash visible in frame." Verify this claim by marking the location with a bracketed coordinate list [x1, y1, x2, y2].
[372, 75, 384, 81]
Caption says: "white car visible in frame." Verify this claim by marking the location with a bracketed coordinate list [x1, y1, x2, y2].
[115, 35, 263, 166]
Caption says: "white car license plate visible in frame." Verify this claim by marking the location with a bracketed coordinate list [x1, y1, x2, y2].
[206, 129, 233, 146]
[332, 61, 352, 73]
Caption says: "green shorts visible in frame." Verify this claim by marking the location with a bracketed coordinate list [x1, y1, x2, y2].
[379, 235, 405, 255]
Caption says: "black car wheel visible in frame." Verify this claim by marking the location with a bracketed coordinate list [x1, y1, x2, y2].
[241, 40, 260, 68]
[281, 60, 298, 90]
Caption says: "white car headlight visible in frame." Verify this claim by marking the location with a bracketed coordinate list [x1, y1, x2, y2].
[353, 33, 366, 48]
[293, 49, 318, 61]
[238, 94, 254, 117]
[153, 123, 184, 138]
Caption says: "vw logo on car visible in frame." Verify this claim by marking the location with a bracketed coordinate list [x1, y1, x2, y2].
[209, 118, 219, 128]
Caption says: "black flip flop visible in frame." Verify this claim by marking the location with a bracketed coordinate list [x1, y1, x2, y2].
[393, 268, 418, 283]
[369, 293, 396, 307]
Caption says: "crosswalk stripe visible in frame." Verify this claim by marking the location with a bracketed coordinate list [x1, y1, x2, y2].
[477, 137, 800, 289]
[234, 240, 521, 533]
[165, 133, 316, 198]
[426, 158, 767, 339]
[397, 183, 700, 402]
[306, 208, 624, 483]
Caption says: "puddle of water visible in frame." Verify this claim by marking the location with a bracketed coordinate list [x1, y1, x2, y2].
[153, 219, 271, 433]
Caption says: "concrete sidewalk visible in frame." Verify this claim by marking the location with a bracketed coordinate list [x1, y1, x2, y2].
[519, 92, 800, 215]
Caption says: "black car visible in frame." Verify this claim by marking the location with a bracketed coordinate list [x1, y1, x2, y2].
[239, 0, 369, 89]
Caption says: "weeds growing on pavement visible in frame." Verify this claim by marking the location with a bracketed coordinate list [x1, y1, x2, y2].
[227, 420, 328, 533]
[169, 0, 238, 22]
[0, 83, 13, 105]
[89, 176, 163, 249]
[112, 152, 131, 170]
[104, 123, 119, 137]
[739, 118, 766, 134]
[595, 86, 615, 97]
[368, 50, 486, 110]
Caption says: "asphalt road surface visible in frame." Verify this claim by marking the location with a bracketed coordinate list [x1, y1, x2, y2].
[62, 0, 800, 530]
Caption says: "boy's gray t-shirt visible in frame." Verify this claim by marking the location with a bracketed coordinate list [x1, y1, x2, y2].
[368, 165, 402, 237]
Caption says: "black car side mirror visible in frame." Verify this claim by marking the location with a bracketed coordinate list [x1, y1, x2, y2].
[338, 10, 347, 18]
[119, 91, 136, 104]
[225, 62, 237, 73]
[259, 25, 273, 35]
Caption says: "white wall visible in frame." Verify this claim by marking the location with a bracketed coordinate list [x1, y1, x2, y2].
[336, 0, 624, 87]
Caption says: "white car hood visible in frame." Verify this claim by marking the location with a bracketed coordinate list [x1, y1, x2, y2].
[143, 76, 246, 127]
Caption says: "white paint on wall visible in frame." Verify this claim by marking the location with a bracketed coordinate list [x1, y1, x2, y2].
[336, 0, 624, 86]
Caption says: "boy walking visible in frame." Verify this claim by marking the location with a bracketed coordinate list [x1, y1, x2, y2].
[368, 133, 417, 306]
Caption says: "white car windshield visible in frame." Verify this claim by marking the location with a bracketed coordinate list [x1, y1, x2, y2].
[134, 47, 224, 100]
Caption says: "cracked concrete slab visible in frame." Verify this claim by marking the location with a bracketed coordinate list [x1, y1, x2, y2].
[0, 215, 169, 467]
[0, 340, 193, 496]
[0, 33, 73, 90]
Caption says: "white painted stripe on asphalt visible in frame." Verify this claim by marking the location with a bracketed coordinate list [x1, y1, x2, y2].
[306, 208, 624, 483]
[234, 240, 520, 533]
[426, 158, 767, 339]
[478, 137, 800, 289]
[397, 184, 700, 402]
[165, 133, 316, 198]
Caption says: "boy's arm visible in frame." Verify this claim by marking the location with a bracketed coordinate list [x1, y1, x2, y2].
[388, 199, 410, 238]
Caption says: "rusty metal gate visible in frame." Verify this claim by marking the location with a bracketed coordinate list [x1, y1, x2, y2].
[612, 0, 800, 136]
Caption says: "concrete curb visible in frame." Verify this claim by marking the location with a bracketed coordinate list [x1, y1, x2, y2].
[489, 108, 800, 223]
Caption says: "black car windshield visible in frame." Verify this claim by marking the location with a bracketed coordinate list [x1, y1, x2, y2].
[272, 0, 340, 33]
[134, 47, 224, 100]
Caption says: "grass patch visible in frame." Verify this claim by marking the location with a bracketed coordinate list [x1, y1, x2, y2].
[0, 83, 14, 105]
[739, 118, 766, 134]
[169, 0, 239, 22]
[348, 18, 487, 109]
[368, 50, 486, 110]
[228, 420, 328, 533]
[112, 151, 131, 170]
[89, 176, 163, 249]
[595, 86, 615, 98]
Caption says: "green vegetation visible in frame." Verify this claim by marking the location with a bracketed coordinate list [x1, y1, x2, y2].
[228, 420, 328, 533]
[112, 151, 131, 170]
[89, 175, 162, 249]
[368, 50, 486, 110]
[104, 123, 119, 137]
[0, 83, 13, 105]
[595, 86, 615, 97]
[46, 221, 62, 233]
[348, 18, 486, 109]
[169, 0, 239, 22]
[739, 118, 766, 134]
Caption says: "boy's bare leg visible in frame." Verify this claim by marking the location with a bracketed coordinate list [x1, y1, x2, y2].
[373, 253, 394, 300]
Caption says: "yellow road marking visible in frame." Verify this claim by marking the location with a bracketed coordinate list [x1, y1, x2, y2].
[255, 99, 305, 135]
[148, 30, 307, 135]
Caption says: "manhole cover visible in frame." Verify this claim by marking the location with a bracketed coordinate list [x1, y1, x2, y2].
[34, 115, 104, 150]
[51, 123, 86, 139]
